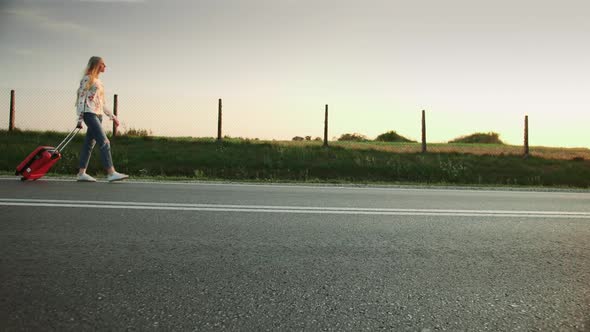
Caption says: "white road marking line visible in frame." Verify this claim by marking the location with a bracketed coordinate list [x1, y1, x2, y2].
[1, 198, 589, 218]
[3, 176, 587, 195]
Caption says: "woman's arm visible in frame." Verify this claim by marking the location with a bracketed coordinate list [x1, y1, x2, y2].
[75, 76, 89, 124]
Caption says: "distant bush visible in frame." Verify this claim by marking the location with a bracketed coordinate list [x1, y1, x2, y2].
[291, 136, 319, 141]
[375, 130, 416, 143]
[338, 133, 369, 142]
[449, 132, 504, 144]
[124, 128, 153, 137]
[224, 136, 259, 142]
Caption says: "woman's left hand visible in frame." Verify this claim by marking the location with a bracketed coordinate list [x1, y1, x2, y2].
[113, 117, 120, 127]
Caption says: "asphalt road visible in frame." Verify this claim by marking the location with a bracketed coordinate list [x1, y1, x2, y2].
[1, 178, 589, 331]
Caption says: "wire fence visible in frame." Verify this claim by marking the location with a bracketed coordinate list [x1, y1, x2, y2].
[1, 87, 219, 138]
[2, 87, 589, 160]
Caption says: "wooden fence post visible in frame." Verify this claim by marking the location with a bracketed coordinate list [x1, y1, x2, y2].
[217, 98, 223, 141]
[524, 115, 529, 157]
[9, 90, 15, 131]
[323, 104, 329, 147]
[112, 94, 118, 137]
[421, 110, 427, 153]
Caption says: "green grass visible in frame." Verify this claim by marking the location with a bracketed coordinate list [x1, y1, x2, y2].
[2, 130, 589, 188]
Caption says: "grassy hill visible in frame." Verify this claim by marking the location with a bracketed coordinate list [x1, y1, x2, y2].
[2, 130, 589, 188]
[449, 132, 504, 144]
[375, 131, 416, 143]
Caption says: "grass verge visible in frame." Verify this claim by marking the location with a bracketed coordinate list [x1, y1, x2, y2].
[2, 130, 589, 188]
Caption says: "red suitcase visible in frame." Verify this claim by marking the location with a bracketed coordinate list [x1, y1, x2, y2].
[16, 127, 80, 181]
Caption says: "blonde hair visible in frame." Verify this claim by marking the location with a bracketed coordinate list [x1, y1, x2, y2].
[83, 56, 104, 90]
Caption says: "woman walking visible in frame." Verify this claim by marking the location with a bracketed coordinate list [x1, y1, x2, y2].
[75, 56, 128, 182]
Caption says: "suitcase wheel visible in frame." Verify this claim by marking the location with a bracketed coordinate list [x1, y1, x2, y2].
[20, 177, 27, 181]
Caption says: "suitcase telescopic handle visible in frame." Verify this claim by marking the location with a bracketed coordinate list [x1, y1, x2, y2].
[54, 127, 81, 154]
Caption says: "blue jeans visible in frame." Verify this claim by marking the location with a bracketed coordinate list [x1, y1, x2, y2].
[79, 113, 114, 170]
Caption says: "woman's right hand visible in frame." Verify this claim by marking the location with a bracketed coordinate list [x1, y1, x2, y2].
[76, 120, 83, 129]
[113, 117, 120, 127]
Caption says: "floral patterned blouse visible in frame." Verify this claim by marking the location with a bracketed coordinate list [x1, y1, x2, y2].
[76, 75, 116, 121]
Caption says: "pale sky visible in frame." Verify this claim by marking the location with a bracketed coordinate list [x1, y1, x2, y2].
[1, 0, 589, 147]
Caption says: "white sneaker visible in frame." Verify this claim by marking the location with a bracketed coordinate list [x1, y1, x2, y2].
[77, 173, 97, 182]
[107, 171, 129, 182]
